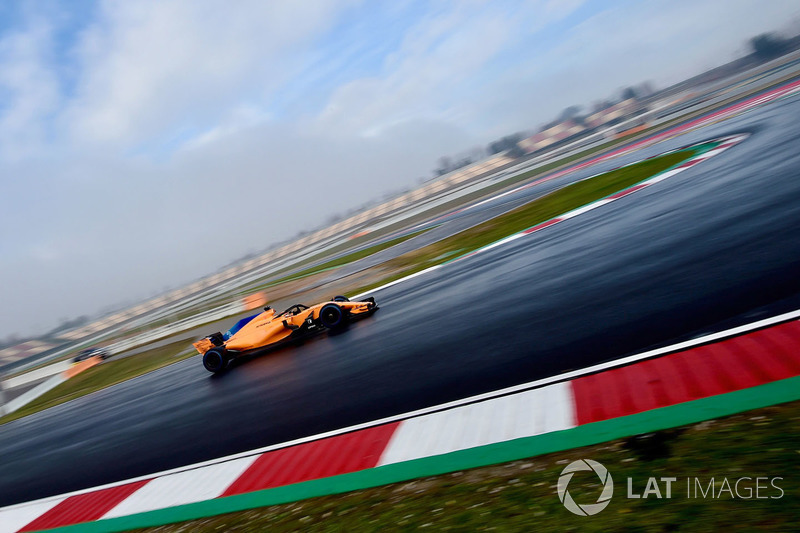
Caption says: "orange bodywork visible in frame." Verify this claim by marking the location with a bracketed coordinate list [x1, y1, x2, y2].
[193, 299, 377, 355]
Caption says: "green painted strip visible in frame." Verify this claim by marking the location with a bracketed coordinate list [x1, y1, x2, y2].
[42, 375, 800, 533]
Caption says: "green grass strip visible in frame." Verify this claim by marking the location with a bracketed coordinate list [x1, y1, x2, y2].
[43, 375, 800, 533]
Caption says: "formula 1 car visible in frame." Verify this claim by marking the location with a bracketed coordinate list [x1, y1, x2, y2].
[73, 347, 110, 363]
[194, 296, 378, 373]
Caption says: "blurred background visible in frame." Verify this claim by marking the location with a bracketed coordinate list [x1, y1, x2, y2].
[2, 1, 800, 530]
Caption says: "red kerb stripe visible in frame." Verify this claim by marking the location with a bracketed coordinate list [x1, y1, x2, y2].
[607, 183, 648, 200]
[523, 219, 561, 234]
[677, 159, 700, 169]
[221, 422, 399, 497]
[572, 320, 800, 425]
[19, 480, 149, 532]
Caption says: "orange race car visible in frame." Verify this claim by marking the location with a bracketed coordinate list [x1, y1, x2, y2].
[194, 296, 378, 373]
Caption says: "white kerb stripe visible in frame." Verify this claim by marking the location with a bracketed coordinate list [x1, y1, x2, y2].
[559, 199, 612, 220]
[0, 497, 67, 533]
[378, 382, 574, 466]
[645, 168, 683, 185]
[102, 456, 258, 519]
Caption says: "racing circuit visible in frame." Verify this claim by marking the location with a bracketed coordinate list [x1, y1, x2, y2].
[2, 80, 800, 525]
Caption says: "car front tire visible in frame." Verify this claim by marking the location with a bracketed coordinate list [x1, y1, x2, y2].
[319, 303, 345, 329]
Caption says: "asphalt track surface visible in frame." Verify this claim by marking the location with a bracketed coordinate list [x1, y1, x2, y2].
[2, 95, 800, 507]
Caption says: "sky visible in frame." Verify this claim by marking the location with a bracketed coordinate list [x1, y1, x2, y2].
[1, 0, 799, 339]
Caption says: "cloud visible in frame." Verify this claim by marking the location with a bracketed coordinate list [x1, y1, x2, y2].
[0, 10, 61, 159]
[315, 1, 587, 137]
[60, 0, 354, 147]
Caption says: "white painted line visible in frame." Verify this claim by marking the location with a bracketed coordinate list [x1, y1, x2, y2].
[644, 168, 683, 185]
[560, 199, 612, 220]
[4, 361, 71, 389]
[4, 374, 66, 414]
[462, 232, 526, 257]
[350, 264, 443, 300]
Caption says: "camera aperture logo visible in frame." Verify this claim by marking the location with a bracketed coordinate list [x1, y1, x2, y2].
[557, 459, 614, 516]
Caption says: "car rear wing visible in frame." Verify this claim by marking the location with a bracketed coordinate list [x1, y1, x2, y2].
[193, 332, 225, 355]
[193, 338, 214, 355]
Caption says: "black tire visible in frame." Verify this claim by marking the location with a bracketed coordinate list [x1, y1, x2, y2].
[332, 295, 349, 302]
[319, 303, 345, 329]
[203, 348, 228, 373]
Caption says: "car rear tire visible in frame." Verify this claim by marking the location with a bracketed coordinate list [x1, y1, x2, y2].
[319, 303, 345, 329]
[203, 348, 228, 374]
[332, 295, 349, 302]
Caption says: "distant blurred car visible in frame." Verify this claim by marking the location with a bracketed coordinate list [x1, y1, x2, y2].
[73, 347, 110, 363]
[194, 295, 378, 373]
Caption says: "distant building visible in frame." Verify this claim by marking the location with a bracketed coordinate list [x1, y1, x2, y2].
[585, 98, 640, 129]
[0, 340, 57, 366]
[518, 119, 586, 153]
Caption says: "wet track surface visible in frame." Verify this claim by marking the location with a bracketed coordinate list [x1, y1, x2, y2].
[2, 94, 800, 506]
